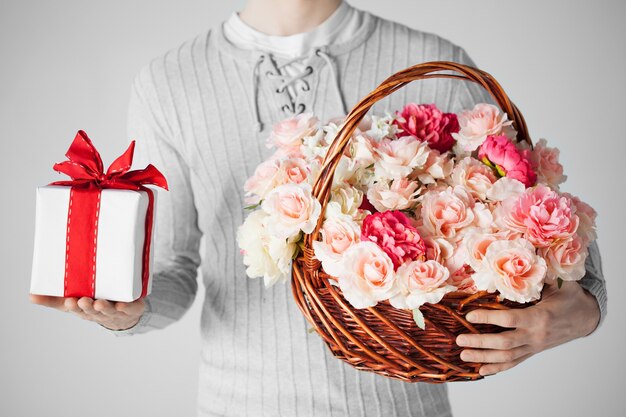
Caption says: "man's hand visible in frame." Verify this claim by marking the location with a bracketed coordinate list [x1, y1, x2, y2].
[30, 294, 145, 331]
[456, 281, 601, 376]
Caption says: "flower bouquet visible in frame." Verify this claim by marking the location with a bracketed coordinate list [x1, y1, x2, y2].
[237, 62, 597, 382]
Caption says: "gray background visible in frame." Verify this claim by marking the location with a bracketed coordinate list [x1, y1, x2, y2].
[1, 0, 624, 416]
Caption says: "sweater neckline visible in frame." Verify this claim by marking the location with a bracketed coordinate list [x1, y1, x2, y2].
[214, 9, 378, 62]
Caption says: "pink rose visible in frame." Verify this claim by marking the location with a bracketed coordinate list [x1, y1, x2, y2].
[420, 186, 476, 239]
[361, 211, 426, 270]
[312, 203, 361, 276]
[448, 265, 478, 294]
[472, 238, 547, 303]
[423, 236, 455, 265]
[452, 103, 516, 152]
[366, 178, 420, 212]
[394, 103, 459, 152]
[450, 156, 498, 199]
[390, 260, 455, 309]
[540, 235, 587, 282]
[528, 139, 566, 188]
[262, 182, 321, 239]
[337, 241, 398, 308]
[244, 158, 281, 204]
[495, 185, 579, 248]
[278, 157, 310, 185]
[478, 135, 537, 187]
[268, 113, 319, 149]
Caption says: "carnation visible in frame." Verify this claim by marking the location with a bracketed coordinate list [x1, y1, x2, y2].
[361, 211, 426, 269]
[478, 135, 537, 187]
[394, 103, 459, 152]
[495, 185, 579, 248]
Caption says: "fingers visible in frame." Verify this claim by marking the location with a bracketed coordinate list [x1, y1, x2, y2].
[29, 294, 66, 310]
[114, 299, 145, 317]
[456, 330, 526, 350]
[77, 297, 99, 315]
[93, 299, 118, 316]
[479, 353, 533, 376]
[460, 345, 531, 364]
[466, 309, 524, 328]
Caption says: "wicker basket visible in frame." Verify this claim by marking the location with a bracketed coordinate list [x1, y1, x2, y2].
[292, 61, 535, 383]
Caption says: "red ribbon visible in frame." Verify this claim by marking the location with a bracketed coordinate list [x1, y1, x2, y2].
[50, 130, 168, 299]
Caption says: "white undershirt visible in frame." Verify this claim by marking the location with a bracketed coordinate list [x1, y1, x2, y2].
[223, 1, 363, 59]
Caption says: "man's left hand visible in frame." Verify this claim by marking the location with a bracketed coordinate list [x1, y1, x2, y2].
[455, 281, 600, 376]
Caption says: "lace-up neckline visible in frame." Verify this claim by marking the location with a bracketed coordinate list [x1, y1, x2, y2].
[251, 49, 348, 131]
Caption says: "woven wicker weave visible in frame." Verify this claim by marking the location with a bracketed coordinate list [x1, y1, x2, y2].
[292, 61, 534, 383]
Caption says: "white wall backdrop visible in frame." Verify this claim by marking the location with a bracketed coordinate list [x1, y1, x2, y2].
[1, 0, 624, 416]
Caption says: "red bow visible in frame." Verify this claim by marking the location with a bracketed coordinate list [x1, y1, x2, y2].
[51, 130, 168, 191]
[51, 130, 167, 300]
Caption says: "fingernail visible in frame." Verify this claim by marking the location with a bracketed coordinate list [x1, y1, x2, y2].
[466, 312, 476, 322]
[456, 335, 467, 346]
[460, 350, 470, 362]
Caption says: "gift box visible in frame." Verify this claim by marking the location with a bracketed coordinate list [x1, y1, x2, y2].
[30, 131, 168, 302]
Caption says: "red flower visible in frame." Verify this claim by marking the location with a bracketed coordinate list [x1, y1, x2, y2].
[361, 211, 426, 270]
[394, 103, 459, 152]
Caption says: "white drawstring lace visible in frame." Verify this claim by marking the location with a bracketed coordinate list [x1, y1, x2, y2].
[251, 49, 348, 132]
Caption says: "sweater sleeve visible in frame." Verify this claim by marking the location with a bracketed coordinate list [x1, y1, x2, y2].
[450, 46, 608, 331]
[111, 69, 203, 336]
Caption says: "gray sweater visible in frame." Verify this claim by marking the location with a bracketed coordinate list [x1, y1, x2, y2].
[122, 8, 607, 417]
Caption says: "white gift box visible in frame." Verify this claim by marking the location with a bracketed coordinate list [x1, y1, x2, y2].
[30, 185, 155, 302]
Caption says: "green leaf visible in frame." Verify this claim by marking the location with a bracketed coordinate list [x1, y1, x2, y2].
[366, 163, 374, 169]
[307, 327, 317, 334]
[412, 308, 426, 330]
[557, 277, 564, 289]
[244, 202, 262, 210]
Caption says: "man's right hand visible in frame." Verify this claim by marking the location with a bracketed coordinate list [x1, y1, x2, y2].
[30, 294, 145, 331]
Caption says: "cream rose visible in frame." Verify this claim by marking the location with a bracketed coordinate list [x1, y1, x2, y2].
[237, 210, 298, 287]
[374, 136, 430, 180]
[337, 241, 398, 308]
[366, 178, 420, 212]
[268, 113, 319, 149]
[330, 184, 363, 217]
[420, 185, 476, 239]
[472, 238, 547, 303]
[390, 260, 455, 310]
[262, 182, 321, 239]
[450, 156, 497, 199]
[452, 103, 516, 152]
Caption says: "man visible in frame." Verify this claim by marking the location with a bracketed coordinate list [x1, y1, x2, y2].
[31, 1, 606, 415]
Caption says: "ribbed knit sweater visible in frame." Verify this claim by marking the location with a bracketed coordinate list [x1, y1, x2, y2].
[121, 7, 607, 416]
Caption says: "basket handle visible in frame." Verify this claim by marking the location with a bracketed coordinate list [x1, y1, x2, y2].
[306, 61, 531, 248]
